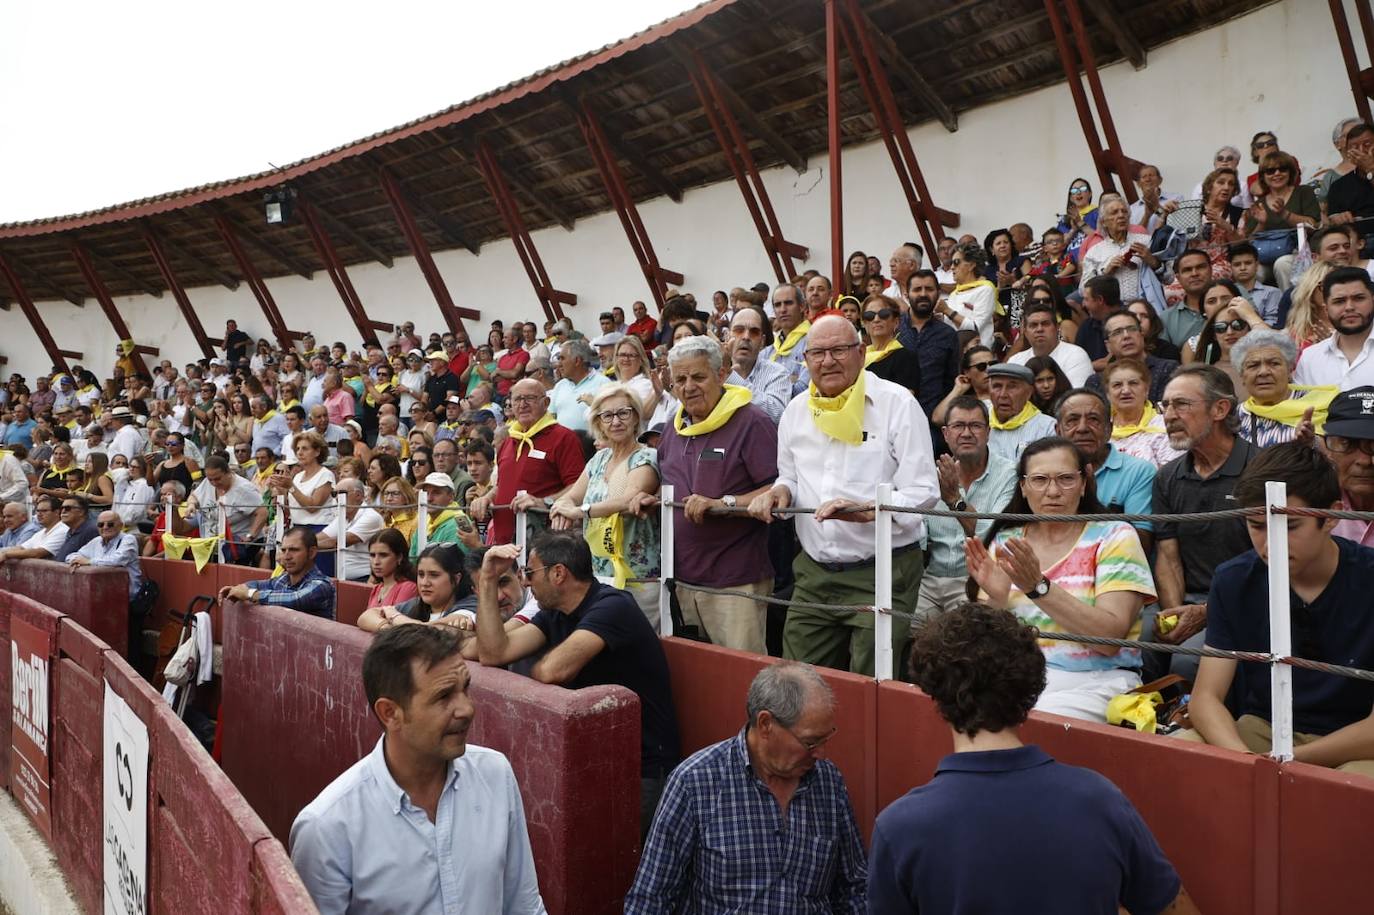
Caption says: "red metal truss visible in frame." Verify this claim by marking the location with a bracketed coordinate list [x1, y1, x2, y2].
[573, 101, 683, 311]
[297, 199, 394, 346]
[213, 216, 302, 351]
[1329, 0, 1374, 124]
[826, 0, 845, 289]
[141, 225, 219, 360]
[473, 142, 577, 324]
[835, 0, 959, 262]
[0, 252, 83, 372]
[685, 50, 808, 284]
[69, 242, 157, 377]
[377, 169, 480, 337]
[1044, 0, 1143, 203]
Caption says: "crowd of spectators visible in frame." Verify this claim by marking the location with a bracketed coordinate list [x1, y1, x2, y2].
[5, 118, 1374, 912]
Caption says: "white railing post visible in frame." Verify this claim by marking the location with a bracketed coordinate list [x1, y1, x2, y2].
[333, 491, 349, 582]
[273, 494, 286, 566]
[659, 484, 675, 637]
[874, 483, 894, 682]
[216, 502, 228, 566]
[1266, 480, 1294, 761]
[416, 490, 430, 552]
[163, 493, 175, 541]
[515, 489, 529, 566]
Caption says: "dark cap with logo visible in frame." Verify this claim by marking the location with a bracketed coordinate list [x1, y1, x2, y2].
[1323, 386, 1374, 439]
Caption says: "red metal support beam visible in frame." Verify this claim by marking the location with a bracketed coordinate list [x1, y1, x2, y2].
[1329, 0, 1374, 124]
[684, 50, 809, 284]
[1062, 0, 1140, 204]
[826, 0, 844, 290]
[68, 242, 156, 378]
[377, 169, 480, 336]
[0, 253, 82, 373]
[141, 225, 219, 360]
[574, 101, 683, 311]
[214, 215, 302, 351]
[473, 141, 576, 324]
[297, 199, 393, 346]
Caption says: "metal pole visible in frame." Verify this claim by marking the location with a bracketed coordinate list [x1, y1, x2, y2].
[825, 0, 844, 289]
[659, 484, 675, 637]
[416, 490, 430, 553]
[216, 502, 227, 567]
[1266, 481, 1294, 761]
[515, 489, 529, 566]
[163, 494, 175, 549]
[273, 495, 286, 568]
[333, 491, 349, 582]
[874, 483, 893, 682]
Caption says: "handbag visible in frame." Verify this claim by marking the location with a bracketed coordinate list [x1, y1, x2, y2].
[1250, 228, 1298, 266]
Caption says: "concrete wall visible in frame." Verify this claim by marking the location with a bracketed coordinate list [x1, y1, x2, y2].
[0, 0, 1350, 381]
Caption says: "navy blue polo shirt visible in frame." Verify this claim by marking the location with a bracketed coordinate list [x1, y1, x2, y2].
[868, 745, 1179, 915]
[1207, 537, 1374, 735]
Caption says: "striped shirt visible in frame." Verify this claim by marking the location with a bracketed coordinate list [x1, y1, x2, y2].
[993, 521, 1156, 672]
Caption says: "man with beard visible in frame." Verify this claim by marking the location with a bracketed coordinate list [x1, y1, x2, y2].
[1294, 268, 1374, 389]
[898, 270, 960, 427]
[728, 305, 792, 424]
[1147, 365, 1257, 681]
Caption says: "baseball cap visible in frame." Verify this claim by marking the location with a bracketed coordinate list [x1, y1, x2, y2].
[407, 348, 425, 360]
[426, 351, 447, 361]
[420, 471, 456, 492]
[591, 332, 625, 348]
[1322, 387, 1374, 439]
[472, 409, 495, 423]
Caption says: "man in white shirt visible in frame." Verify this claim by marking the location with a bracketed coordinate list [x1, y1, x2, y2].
[1293, 268, 1374, 389]
[883, 242, 923, 303]
[307, 405, 347, 447]
[107, 407, 144, 463]
[0, 495, 69, 562]
[548, 339, 608, 433]
[0, 449, 27, 502]
[67, 511, 143, 599]
[933, 236, 957, 291]
[751, 314, 938, 677]
[302, 355, 329, 411]
[316, 477, 383, 581]
[985, 364, 1059, 461]
[1007, 299, 1094, 386]
[290, 625, 545, 915]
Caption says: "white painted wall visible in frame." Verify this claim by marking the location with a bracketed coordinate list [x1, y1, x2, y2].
[0, 0, 1352, 381]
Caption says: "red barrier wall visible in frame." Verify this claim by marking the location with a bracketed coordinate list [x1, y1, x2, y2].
[4, 558, 129, 656]
[1274, 761, 1374, 912]
[218, 602, 641, 915]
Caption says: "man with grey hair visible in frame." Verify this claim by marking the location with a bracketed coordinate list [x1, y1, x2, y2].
[549, 338, 608, 433]
[67, 510, 143, 599]
[761, 283, 811, 394]
[883, 242, 923, 303]
[307, 404, 347, 446]
[0, 501, 39, 549]
[316, 477, 384, 581]
[250, 395, 290, 456]
[659, 335, 778, 653]
[1148, 364, 1257, 680]
[627, 660, 866, 914]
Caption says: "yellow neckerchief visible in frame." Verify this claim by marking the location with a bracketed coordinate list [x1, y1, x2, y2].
[427, 507, 460, 537]
[278, 398, 300, 412]
[255, 409, 279, 426]
[253, 463, 278, 489]
[990, 401, 1041, 431]
[587, 513, 632, 588]
[603, 366, 617, 378]
[1244, 385, 1338, 432]
[953, 278, 997, 293]
[507, 413, 558, 458]
[63, 419, 77, 431]
[674, 385, 753, 436]
[78, 384, 97, 396]
[364, 379, 393, 407]
[46, 462, 77, 481]
[864, 339, 903, 367]
[1110, 403, 1160, 440]
[161, 534, 221, 573]
[390, 513, 417, 545]
[771, 319, 811, 359]
[806, 372, 866, 445]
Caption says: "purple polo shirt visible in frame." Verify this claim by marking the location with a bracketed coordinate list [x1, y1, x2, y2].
[658, 402, 777, 587]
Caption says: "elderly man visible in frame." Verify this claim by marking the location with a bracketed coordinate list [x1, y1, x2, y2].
[475, 534, 680, 835]
[761, 283, 810, 392]
[315, 478, 384, 582]
[803, 274, 833, 318]
[412, 472, 479, 559]
[291, 625, 545, 915]
[1293, 268, 1374, 389]
[302, 354, 329, 410]
[727, 306, 792, 425]
[186, 455, 269, 565]
[1129, 164, 1181, 233]
[885, 242, 923, 303]
[590, 332, 623, 378]
[627, 661, 866, 914]
[470, 379, 584, 545]
[1326, 386, 1374, 547]
[658, 335, 778, 653]
[1148, 365, 1257, 680]
[752, 313, 938, 676]
[307, 404, 346, 446]
[250, 395, 290, 457]
[322, 369, 355, 427]
[431, 437, 475, 502]
[1085, 309, 1180, 404]
[0, 495, 68, 562]
[1056, 388, 1156, 552]
[985, 364, 1057, 461]
[548, 339, 608, 432]
[2, 402, 36, 448]
[67, 510, 143, 598]
[899, 270, 961, 426]
[1006, 299, 1093, 385]
[218, 527, 336, 619]
[917, 398, 1017, 618]
[0, 448, 27, 502]
[0, 501, 40, 549]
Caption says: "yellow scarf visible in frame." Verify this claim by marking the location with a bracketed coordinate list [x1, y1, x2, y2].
[806, 372, 866, 445]
[771, 320, 811, 359]
[508, 413, 558, 458]
[953, 279, 997, 294]
[864, 339, 903, 367]
[427, 507, 460, 538]
[254, 463, 278, 489]
[364, 379, 394, 407]
[1244, 386, 1338, 432]
[1111, 403, 1160, 440]
[278, 399, 300, 412]
[389, 513, 417, 545]
[587, 513, 632, 588]
[161, 534, 221, 573]
[674, 385, 753, 436]
[990, 401, 1041, 431]
[255, 409, 279, 426]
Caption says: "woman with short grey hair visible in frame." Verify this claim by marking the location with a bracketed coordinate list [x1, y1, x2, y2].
[939, 243, 998, 349]
[1232, 327, 1327, 448]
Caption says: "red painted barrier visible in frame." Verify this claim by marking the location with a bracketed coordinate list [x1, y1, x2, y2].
[4, 558, 129, 656]
[218, 602, 641, 915]
[1275, 761, 1374, 913]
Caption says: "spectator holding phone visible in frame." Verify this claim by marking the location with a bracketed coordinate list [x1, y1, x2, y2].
[1079, 194, 1157, 301]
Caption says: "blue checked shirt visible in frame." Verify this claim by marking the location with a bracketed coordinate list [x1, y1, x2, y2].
[245, 566, 336, 619]
[625, 728, 866, 914]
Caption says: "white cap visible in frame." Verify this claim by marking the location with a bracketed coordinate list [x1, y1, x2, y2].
[420, 472, 456, 492]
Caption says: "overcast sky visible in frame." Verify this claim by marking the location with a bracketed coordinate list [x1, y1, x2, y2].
[0, 0, 693, 223]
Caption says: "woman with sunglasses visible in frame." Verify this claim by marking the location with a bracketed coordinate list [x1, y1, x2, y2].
[1055, 178, 1099, 262]
[405, 447, 435, 488]
[550, 384, 662, 629]
[1243, 151, 1319, 235]
[360, 527, 418, 612]
[931, 345, 995, 425]
[1183, 282, 1265, 397]
[860, 294, 921, 396]
[965, 436, 1155, 722]
[357, 542, 475, 632]
[154, 433, 199, 498]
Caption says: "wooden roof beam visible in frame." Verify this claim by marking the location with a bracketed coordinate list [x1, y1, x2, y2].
[1091, 0, 1147, 69]
[310, 198, 395, 268]
[0, 248, 84, 306]
[468, 124, 578, 230]
[78, 239, 165, 299]
[854, 4, 958, 132]
[367, 162, 482, 256]
[208, 204, 316, 280]
[147, 221, 242, 292]
[558, 90, 684, 204]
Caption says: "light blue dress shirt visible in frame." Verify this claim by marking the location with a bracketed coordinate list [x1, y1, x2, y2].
[549, 371, 610, 432]
[0, 519, 40, 550]
[740, 357, 794, 425]
[290, 737, 546, 915]
[70, 531, 143, 598]
[1093, 444, 1157, 533]
[923, 450, 1018, 578]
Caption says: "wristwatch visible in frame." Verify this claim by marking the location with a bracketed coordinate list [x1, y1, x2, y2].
[721, 494, 738, 509]
[949, 499, 967, 512]
[1028, 577, 1051, 600]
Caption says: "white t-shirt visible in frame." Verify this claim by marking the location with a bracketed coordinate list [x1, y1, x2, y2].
[1008, 341, 1095, 387]
[288, 466, 337, 526]
[339, 506, 384, 581]
[22, 522, 69, 558]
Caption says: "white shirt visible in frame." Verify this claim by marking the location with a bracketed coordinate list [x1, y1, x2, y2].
[775, 371, 939, 564]
[191, 474, 263, 543]
[21, 521, 69, 558]
[339, 507, 385, 581]
[1129, 193, 1183, 234]
[1008, 341, 1094, 387]
[944, 284, 998, 348]
[398, 368, 428, 414]
[289, 466, 337, 526]
[110, 424, 143, 462]
[0, 453, 27, 502]
[934, 266, 955, 287]
[113, 473, 155, 527]
[1293, 333, 1374, 389]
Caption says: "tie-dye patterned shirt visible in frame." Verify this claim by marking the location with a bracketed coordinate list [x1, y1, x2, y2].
[992, 520, 1156, 672]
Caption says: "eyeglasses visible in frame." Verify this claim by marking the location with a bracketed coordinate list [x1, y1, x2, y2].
[1263, 166, 1288, 175]
[596, 407, 636, 425]
[510, 395, 543, 405]
[966, 361, 993, 373]
[1323, 435, 1374, 455]
[382, 489, 406, 499]
[804, 343, 862, 363]
[1105, 324, 1141, 339]
[1028, 296, 1054, 306]
[96, 521, 121, 529]
[1212, 319, 1249, 333]
[1159, 397, 1202, 413]
[61, 503, 84, 512]
[1024, 472, 1082, 492]
[945, 421, 988, 434]
[862, 308, 896, 321]
[520, 563, 555, 581]
[1216, 154, 1240, 163]
[1254, 139, 1277, 149]
[781, 723, 837, 753]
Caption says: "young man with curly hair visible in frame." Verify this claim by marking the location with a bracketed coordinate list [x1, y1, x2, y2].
[867, 603, 1198, 914]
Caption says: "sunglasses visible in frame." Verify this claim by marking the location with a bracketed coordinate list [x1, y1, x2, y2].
[862, 308, 896, 321]
[1069, 185, 1090, 193]
[1212, 319, 1249, 333]
[97, 521, 121, 529]
[1263, 166, 1288, 175]
[967, 361, 994, 372]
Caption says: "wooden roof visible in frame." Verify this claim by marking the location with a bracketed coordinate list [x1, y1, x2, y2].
[0, 0, 1274, 306]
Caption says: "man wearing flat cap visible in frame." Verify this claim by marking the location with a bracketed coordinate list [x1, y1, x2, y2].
[985, 363, 1058, 461]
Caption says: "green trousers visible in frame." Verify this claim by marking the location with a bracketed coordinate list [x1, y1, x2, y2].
[782, 547, 923, 677]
